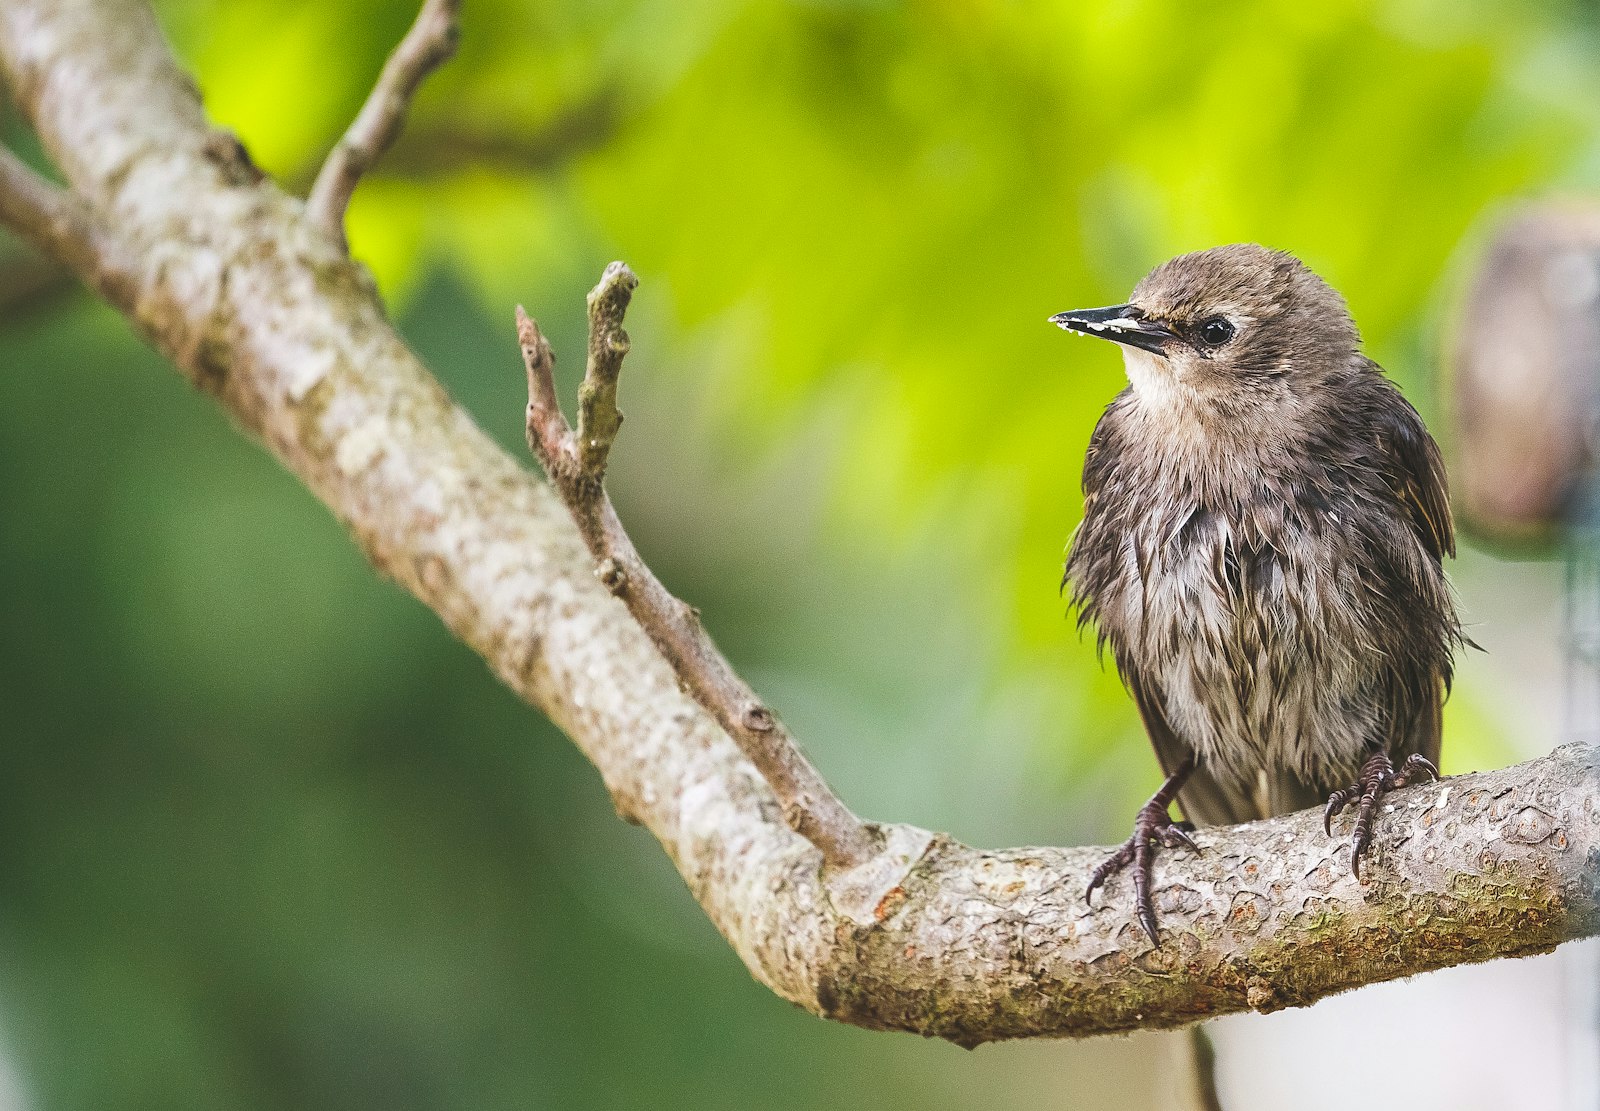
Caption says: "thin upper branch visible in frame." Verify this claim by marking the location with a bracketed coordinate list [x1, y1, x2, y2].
[1, 0, 1595, 1046]
[306, 0, 461, 248]
[518, 268, 882, 870]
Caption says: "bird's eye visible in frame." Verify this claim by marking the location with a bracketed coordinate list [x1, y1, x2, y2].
[1198, 317, 1235, 346]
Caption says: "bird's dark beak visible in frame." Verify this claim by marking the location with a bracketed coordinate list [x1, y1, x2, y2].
[1048, 304, 1175, 356]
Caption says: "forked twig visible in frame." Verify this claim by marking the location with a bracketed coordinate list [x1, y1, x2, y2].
[517, 263, 881, 869]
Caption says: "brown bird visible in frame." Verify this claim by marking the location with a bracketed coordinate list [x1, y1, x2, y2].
[1052, 244, 1463, 944]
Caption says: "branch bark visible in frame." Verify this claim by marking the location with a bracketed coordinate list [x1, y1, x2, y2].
[0, 0, 1595, 1045]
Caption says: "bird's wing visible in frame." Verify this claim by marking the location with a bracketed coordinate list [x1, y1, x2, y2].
[1369, 370, 1453, 767]
[1373, 377, 1456, 562]
[1123, 663, 1257, 826]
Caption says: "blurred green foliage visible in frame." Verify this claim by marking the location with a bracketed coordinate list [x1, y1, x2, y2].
[2, 0, 1595, 1107]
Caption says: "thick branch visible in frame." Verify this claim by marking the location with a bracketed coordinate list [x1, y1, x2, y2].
[0, 0, 1595, 1045]
[306, 0, 460, 247]
[516, 269, 880, 869]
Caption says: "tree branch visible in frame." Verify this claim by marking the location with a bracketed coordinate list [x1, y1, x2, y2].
[0, 0, 1594, 1046]
[516, 267, 880, 869]
[0, 144, 131, 308]
[306, 0, 460, 248]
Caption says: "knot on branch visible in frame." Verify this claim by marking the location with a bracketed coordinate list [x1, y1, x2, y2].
[200, 128, 264, 186]
[595, 558, 626, 593]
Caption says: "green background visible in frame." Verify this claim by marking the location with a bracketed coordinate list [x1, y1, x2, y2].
[1, 0, 1591, 1107]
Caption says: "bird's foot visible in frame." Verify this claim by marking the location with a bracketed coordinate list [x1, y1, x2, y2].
[1085, 796, 1200, 947]
[1323, 751, 1438, 880]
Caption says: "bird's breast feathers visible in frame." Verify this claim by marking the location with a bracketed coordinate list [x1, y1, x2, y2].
[1085, 489, 1383, 790]
[1067, 410, 1454, 794]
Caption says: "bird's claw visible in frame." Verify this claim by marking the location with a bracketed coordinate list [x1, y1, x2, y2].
[1323, 785, 1360, 836]
[1324, 752, 1439, 880]
[1085, 800, 1201, 947]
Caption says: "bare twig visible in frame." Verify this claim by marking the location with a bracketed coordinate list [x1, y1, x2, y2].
[0, 145, 131, 309]
[517, 265, 883, 870]
[0, 145, 79, 254]
[576, 264, 632, 475]
[306, 0, 461, 248]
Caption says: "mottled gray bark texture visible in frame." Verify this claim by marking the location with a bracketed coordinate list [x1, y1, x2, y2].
[1, 0, 1596, 1045]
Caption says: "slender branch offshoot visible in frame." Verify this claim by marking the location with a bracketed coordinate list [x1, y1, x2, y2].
[518, 264, 882, 870]
[306, 0, 461, 247]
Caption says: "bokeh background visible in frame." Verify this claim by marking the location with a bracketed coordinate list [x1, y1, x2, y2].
[1, 0, 1597, 1108]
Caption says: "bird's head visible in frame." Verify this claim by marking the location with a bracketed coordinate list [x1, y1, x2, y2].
[1050, 244, 1359, 413]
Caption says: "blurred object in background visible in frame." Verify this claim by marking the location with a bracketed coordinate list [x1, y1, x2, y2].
[1445, 202, 1600, 550]
[1441, 204, 1600, 1111]
[1443, 199, 1600, 743]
